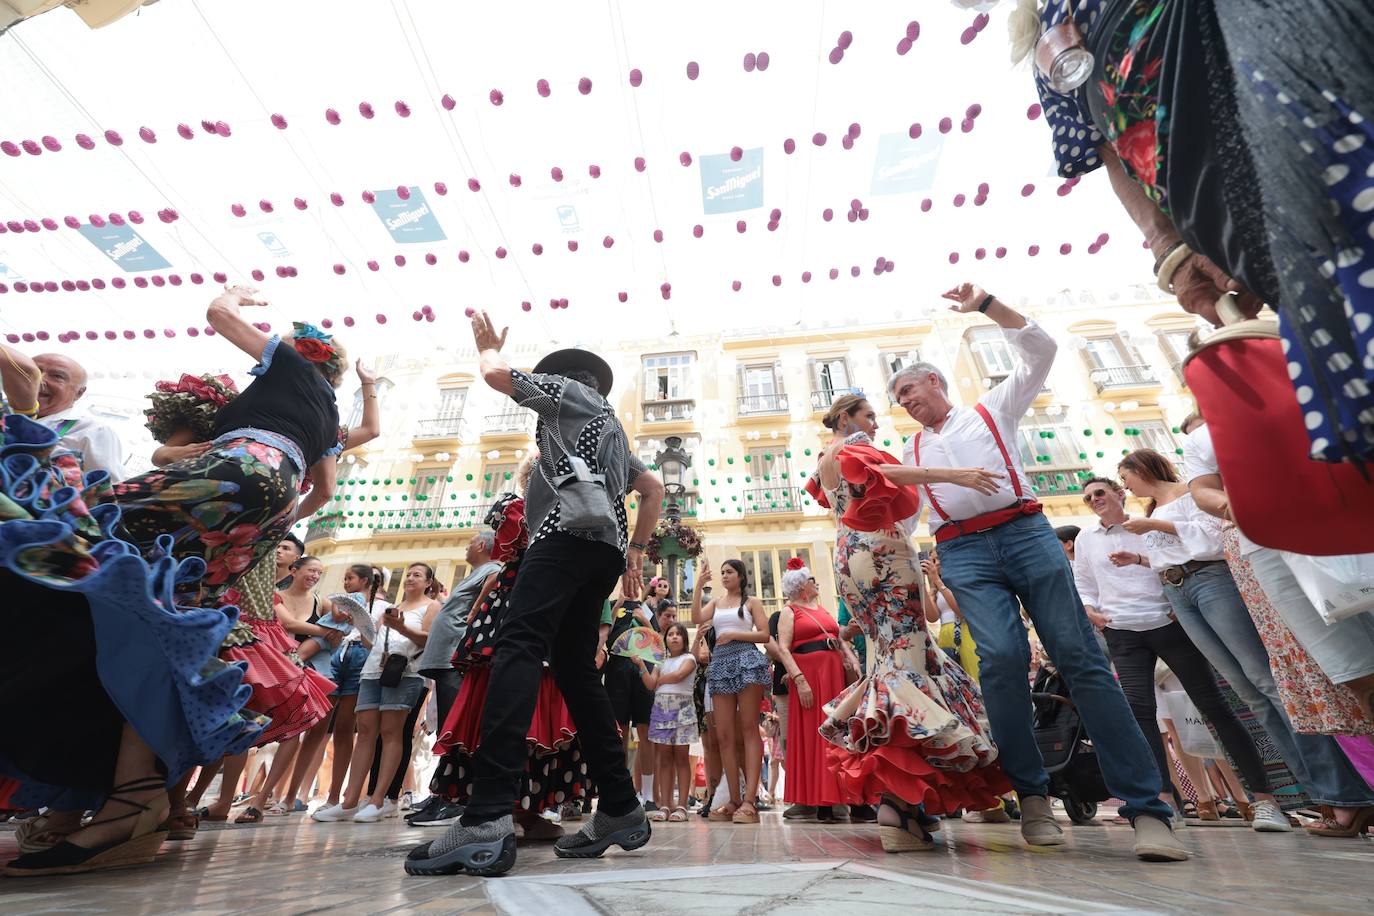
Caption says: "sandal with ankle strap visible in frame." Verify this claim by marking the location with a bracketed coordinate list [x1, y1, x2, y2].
[708, 803, 738, 822]
[3, 777, 169, 877]
[732, 803, 760, 824]
[877, 800, 935, 853]
[1304, 805, 1374, 837]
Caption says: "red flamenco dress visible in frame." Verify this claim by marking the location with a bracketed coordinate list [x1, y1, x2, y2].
[783, 596, 864, 808]
[216, 560, 335, 746]
[429, 494, 591, 813]
[816, 434, 1011, 813]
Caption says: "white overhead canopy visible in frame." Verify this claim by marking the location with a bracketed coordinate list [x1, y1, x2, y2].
[1, 0, 1150, 381]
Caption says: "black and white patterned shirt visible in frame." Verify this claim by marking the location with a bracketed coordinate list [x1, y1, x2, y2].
[511, 368, 646, 555]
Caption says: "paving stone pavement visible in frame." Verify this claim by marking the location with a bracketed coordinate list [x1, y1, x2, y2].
[2, 807, 1371, 914]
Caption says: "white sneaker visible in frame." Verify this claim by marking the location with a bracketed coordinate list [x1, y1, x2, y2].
[1249, 799, 1292, 833]
[380, 799, 399, 819]
[352, 803, 384, 823]
[400, 791, 415, 811]
[311, 803, 358, 823]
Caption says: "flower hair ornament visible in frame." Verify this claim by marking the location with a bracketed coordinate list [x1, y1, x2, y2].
[786, 557, 806, 571]
[144, 373, 239, 443]
[781, 556, 814, 600]
[291, 321, 344, 378]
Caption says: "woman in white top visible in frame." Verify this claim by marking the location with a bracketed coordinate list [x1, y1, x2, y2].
[1119, 449, 1374, 831]
[691, 560, 772, 824]
[316, 563, 440, 824]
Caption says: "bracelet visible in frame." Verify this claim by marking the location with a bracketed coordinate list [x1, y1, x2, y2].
[1155, 243, 1194, 293]
[1152, 240, 1185, 275]
[629, 541, 647, 551]
[977, 293, 995, 313]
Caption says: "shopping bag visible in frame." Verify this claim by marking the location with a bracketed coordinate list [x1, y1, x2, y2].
[1163, 691, 1224, 759]
[1278, 551, 1374, 624]
[1183, 296, 1374, 555]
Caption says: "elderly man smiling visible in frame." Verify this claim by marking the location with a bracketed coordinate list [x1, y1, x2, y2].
[33, 353, 127, 482]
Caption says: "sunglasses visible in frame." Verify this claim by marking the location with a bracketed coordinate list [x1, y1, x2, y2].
[1082, 487, 1114, 503]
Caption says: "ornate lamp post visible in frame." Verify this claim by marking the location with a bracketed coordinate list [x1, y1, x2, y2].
[653, 435, 692, 599]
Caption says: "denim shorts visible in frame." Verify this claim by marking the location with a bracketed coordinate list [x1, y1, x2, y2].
[330, 642, 370, 698]
[356, 675, 424, 712]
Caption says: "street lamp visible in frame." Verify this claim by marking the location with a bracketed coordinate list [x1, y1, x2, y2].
[653, 435, 692, 600]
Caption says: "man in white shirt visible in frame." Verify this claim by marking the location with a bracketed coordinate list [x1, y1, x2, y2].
[1073, 475, 1291, 831]
[33, 354, 127, 482]
[886, 282, 1183, 861]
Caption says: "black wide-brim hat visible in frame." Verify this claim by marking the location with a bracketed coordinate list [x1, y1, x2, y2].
[533, 348, 614, 396]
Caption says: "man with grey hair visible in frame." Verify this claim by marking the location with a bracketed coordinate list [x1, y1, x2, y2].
[33, 353, 126, 481]
[885, 282, 1185, 862]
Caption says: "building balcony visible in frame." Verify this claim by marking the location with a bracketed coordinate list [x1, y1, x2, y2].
[1026, 465, 1093, 498]
[303, 510, 345, 544]
[1090, 364, 1160, 394]
[412, 414, 473, 445]
[371, 501, 493, 534]
[809, 389, 849, 412]
[483, 408, 535, 440]
[742, 486, 805, 515]
[737, 393, 789, 419]
[642, 397, 695, 425]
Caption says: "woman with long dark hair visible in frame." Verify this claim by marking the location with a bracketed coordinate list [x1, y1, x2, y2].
[315, 562, 439, 823]
[690, 559, 771, 824]
[1119, 448, 1374, 836]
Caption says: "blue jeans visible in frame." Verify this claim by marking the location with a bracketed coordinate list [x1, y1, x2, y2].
[1162, 562, 1374, 807]
[938, 513, 1173, 823]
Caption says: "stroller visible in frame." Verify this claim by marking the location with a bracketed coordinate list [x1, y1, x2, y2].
[1031, 667, 1111, 825]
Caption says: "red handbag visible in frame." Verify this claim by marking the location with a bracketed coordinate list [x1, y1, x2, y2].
[1183, 298, 1374, 555]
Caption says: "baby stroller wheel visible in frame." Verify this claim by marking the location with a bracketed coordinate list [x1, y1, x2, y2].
[1062, 793, 1097, 826]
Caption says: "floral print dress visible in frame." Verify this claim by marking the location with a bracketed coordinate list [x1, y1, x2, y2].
[817, 432, 1010, 813]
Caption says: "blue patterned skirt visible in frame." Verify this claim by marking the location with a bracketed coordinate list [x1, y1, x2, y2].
[705, 639, 771, 696]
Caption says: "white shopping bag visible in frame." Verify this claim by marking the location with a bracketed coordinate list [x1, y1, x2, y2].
[1163, 691, 1224, 759]
[1279, 551, 1374, 624]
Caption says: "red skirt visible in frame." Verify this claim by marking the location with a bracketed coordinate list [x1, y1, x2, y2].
[0, 775, 21, 811]
[221, 617, 335, 746]
[785, 650, 863, 807]
[431, 665, 589, 813]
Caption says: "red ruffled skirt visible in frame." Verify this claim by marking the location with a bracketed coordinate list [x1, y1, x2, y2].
[221, 616, 335, 746]
[430, 665, 590, 813]
[785, 651, 864, 807]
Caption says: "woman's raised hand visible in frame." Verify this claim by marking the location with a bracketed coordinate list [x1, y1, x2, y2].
[217, 284, 268, 308]
[355, 358, 377, 385]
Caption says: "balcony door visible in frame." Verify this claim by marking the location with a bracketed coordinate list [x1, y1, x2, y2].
[809, 356, 853, 409]
[739, 363, 784, 413]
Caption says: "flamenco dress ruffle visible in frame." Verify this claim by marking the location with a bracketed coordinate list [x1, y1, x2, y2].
[429, 548, 591, 813]
[0, 414, 263, 810]
[218, 572, 335, 745]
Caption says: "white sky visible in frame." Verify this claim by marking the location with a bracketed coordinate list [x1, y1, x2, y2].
[0, 0, 1150, 384]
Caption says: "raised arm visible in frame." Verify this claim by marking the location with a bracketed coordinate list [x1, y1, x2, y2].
[295, 455, 338, 519]
[0, 343, 40, 416]
[206, 285, 272, 362]
[470, 310, 513, 396]
[342, 358, 382, 450]
[691, 564, 715, 624]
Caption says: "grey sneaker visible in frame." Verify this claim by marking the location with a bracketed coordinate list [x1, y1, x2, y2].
[1249, 799, 1293, 833]
[553, 807, 652, 859]
[1133, 815, 1190, 862]
[1018, 795, 1065, 847]
[783, 804, 817, 820]
[403, 815, 516, 877]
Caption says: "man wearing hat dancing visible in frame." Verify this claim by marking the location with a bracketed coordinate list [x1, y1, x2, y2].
[406, 311, 664, 877]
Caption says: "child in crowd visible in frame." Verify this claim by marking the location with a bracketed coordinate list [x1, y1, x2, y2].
[295, 593, 369, 671]
[636, 622, 698, 822]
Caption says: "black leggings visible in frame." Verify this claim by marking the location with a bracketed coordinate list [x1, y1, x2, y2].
[1104, 621, 1272, 798]
[367, 687, 428, 799]
[429, 669, 463, 732]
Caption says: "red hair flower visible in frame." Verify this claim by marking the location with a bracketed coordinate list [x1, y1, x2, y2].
[293, 337, 335, 363]
[786, 557, 806, 571]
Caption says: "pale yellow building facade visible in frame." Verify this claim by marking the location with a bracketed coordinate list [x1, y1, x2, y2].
[304, 292, 1201, 610]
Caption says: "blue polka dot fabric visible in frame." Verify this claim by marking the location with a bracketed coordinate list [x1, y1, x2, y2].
[1034, 0, 1106, 178]
[1244, 68, 1374, 461]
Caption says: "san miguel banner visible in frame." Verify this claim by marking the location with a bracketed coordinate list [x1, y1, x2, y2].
[371, 187, 447, 243]
[77, 223, 171, 272]
[870, 131, 945, 196]
[700, 148, 764, 214]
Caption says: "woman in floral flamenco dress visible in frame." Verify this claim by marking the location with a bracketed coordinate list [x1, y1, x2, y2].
[428, 489, 591, 840]
[815, 396, 1010, 852]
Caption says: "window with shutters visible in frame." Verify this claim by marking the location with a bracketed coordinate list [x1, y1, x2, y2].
[642, 352, 695, 422]
[1155, 328, 1196, 385]
[737, 362, 788, 415]
[881, 348, 921, 403]
[1081, 335, 1159, 391]
[1133, 418, 1181, 460]
[415, 385, 469, 439]
[966, 327, 1017, 379]
[1015, 409, 1092, 497]
[808, 355, 856, 411]
[346, 377, 393, 429]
